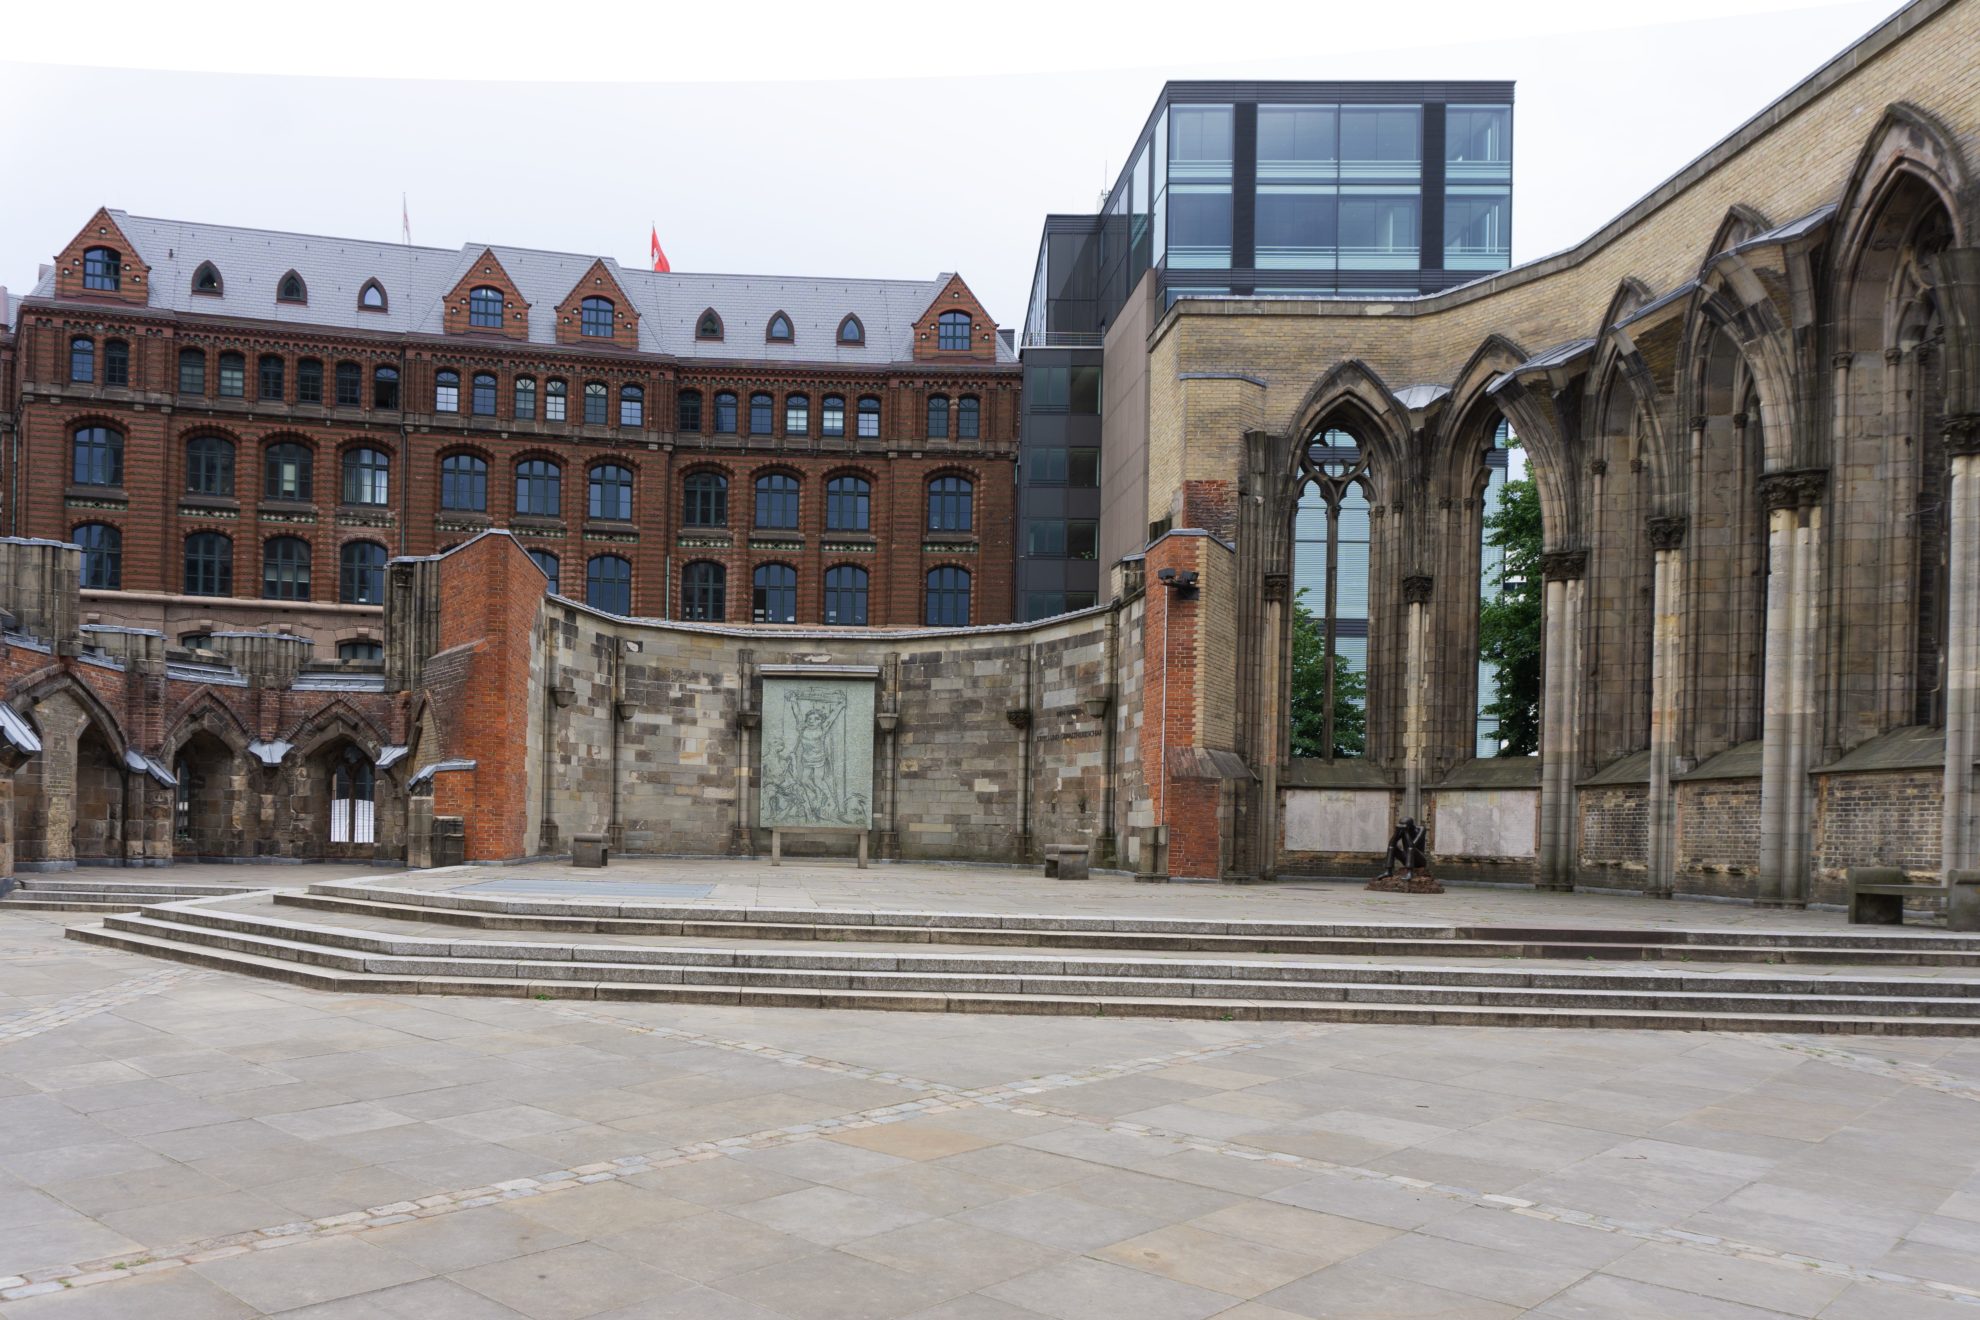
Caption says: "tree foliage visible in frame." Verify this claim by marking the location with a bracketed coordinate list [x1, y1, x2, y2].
[1479, 460, 1543, 756]
[1289, 590, 1367, 759]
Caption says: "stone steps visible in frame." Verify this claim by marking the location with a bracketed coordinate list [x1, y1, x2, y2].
[62, 905, 1980, 1033]
[2, 878, 263, 912]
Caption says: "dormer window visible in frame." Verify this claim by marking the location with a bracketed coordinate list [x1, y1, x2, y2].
[766, 312, 793, 343]
[83, 247, 121, 291]
[358, 279, 388, 311]
[469, 286, 504, 329]
[837, 315, 864, 345]
[695, 309, 723, 341]
[277, 271, 307, 304]
[938, 309, 971, 351]
[580, 296, 614, 338]
[192, 262, 223, 295]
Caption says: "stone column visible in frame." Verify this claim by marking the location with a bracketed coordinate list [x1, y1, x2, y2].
[1400, 575, 1433, 821]
[1537, 549, 1587, 891]
[1645, 515, 1687, 898]
[1943, 419, 1980, 874]
[1756, 469, 1827, 907]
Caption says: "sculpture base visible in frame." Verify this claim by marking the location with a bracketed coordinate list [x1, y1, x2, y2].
[1367, 871, 1444, 894]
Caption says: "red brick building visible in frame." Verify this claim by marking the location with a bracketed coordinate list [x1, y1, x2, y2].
[2, 210, 1019, 652]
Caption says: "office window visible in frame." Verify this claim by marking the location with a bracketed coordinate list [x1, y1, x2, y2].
[440, 453, 487, 511]
[373, 365, 400, 409]
[297, 358, 323, 402]
[102, 339, 129, 387]
[752, 563, 797, 623]
[1068, 519, 1098, 559]
[72, 425, 123, 486]
[264, 442, 313, 501]
[620, 385, 644, 427]
[856, 396, 880, 438]
[925, 566, 970, 626]
[682, 561, 725, 620]
[1027, 520, 1065, 557]
[468, 286, 504, 328]
[927, 475, 972, 532]
[580, 296, 614, 337]
[586, 555, 632, 614]
[70, 337, 94, 383]
[1258, 184, 1338, 269]
[185, 435, 234, 495]
[544, 378, 566, 422]
[683, 471, 727, 527]
[821, 395, 845, 437]
[677, 389, 702, 432]
[218, 352, 246, 398]
[1031, 449, 1068, 485]
[262, 536, 311, 600]
[338, 639, 384, 662]
[528, 550, 560, 595]
[74, 524, 120, 589]
[754, 472, 799, 529]
[258, 354, 285, 401]
[1446, 105, 1512, 178]
[434, 369, 460, 412]
[957, 396, 980, 439]
[1069, 447, 1100, 488]
[938, 310, 971, 351]
[589, 464, 633, 520]
[785, 393, 809, 435]
[335, 361, 361, 407]
[342, 448, 389, 506]
[339, 541, 387, 604]
[472, 373, 497, 416]
[1169, 185, 1233, 268]
[515, 459, 561, 517]
[823, 565, 868, 626]
[1258, 105, 1338, 178]
[1446, 188, 1512, 270]
[1338, 194, 1420, 269]
[1169, 105, 1233, 180]
[82, 247, 121, 291]
[1339, 106, 1421, 178]
[277, 271, 307, 304]
[583, 381, 608, 425]
[1029, 367, 1067, 410]
[825, 475, 870, 531]
[1070, 366, 1101, 414]
[714, 391, 738, 434]
[514, 376, 537, 419]
[184, 532, 232, 596]
[927, 395, 950, 438]
[179, 348, 206, 395]
[749, 392, 774, 435]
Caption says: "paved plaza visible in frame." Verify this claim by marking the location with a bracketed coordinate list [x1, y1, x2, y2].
[2, 863, 1979, 1318]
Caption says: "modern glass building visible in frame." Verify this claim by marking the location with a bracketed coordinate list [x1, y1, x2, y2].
[1018, 81, 1516, 620]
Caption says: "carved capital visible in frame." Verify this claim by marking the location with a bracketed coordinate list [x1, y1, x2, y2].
[1540, 549, 1589, 582]
[1942, 413, 1980, 456]
[1400, 574, 1433, 605]
[1261, 572, 1290, 603]
[1689, 414, 1708, 433]
[1758, 467, 1828, 511]
[1588, 459, 1608, 477]
[1885, 346, 1905, 366]
[1005, 707, 1032, 730]
[1629, 457, 1645, 473]
[1831, 351, 1854, 371]
[1732, 411, 1749, 431]
[1646, 514, 1688, 551]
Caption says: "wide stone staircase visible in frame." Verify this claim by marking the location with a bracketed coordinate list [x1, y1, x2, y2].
[2, 875, 265, 912]
[62, 878, 1980, 1034]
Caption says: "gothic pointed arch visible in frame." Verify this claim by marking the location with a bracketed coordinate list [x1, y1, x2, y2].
[1282, 359, 1413, 494]
[162, 689, 255, 760]
[357, 277, 389, 312]
[191, 261, 224, 296]
[1702, 204, 1774, 264]
[6, 670, 129, 761]
[1433, 334, 1529, 497]
[1832, 102, 1971, 283]
[695, 307, 724, 341]
[276, 269, 308, 304]
[285, 698, 390, 762]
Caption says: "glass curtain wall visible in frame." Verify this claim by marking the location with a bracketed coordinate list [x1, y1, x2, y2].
[1167, 106, 1233, 269]
[1446, 105, 1513, 270]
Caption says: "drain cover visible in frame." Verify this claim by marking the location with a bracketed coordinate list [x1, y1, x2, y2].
[454, 879, 716, 900]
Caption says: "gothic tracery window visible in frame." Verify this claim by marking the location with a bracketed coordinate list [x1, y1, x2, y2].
[1290, 428, 1370, 759]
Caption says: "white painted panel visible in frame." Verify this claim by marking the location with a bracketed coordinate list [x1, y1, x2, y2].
[1433, 789, 1537, 858]
[1283, 789, 1391, 853]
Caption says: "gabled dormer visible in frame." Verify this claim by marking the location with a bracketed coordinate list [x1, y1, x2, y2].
[53, 209, 151, 307]
[554, 259, 639, 349]
[443, 249, 532, 341]
[911, 274, 996, 362]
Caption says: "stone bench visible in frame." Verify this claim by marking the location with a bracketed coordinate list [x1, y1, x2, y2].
[1043, 844, 1090, 880]
[770, 827, 868, 869]
[1845, 865, 1980, 929]
[572, 833, 608, 868]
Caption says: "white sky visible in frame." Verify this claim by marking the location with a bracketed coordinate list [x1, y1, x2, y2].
[0, 0, 1906, 328]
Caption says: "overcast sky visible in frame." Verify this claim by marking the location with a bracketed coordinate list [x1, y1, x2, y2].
[1, 0, 1904, 328]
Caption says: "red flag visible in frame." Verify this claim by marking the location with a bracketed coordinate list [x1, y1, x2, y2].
[650, 225, 669, 273]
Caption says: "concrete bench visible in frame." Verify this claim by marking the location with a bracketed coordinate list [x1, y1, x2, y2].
[1043, 844, 1090, 880]
[572, 833, 608, 868]
[770, 828, 868, 869]
[1847, 865, 1949, 926]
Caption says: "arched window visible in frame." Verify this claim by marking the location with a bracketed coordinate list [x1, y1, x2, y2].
[262, 536, 311, 600]
[217, 351, 246, 398]
[824, 565, 868, 626]
[277, 271, 307, 304]
[826, 475, 870, 531]
[329, 745, 375, 844]
[184, 532, 232, 596]
[297, 357, 322, 402]
[683, 471, 728, 527]
[785, 393, 809, 436]
[1291, 428, 1372, 759]
[752, 563, 797, 623]
[70, 336, 94, 383]
[821, 395, 846, 437]
[358, 279, 388, 311]
[749, 392, 774, 435]
[957, 395, 981, 439]
[620, 384, 644, 427]
[766, 312, 793, 342]
[589, 463, 633, 521]
[544, 378, 567, 422]
[528, 549, 560, 595]
[264, 442, 313, 501]
[586, 555, 633, 614]
[714, 391, 739, 434]
[434, 369, 460, 413]
[341, 448, 390, 506]
[837, 315, 864, 345]
[927, 395, 950, 439]
[192, 261, 223, 295]
[74, 523, 121, 590]
[856, 395, 881, 438]
[515, 458, 562, 517]
[471, 373, 497, 416]
[677, 389, 703, 432]
[1475, 417, 1527, 755]
[82, 247, 121, 291]
[925, 566, 971, 626]
[583, 381, 608, 426]
[338, 639, 383, 662]
[696, 309, 724, 340]
[339, 540, 387, 604]
[683, 561, 726, 621]
[440, 453, 488, 511]
[754, 472, 799, 529]
[373, 365, 399, 409]
[258, 354, 285, 401]
[335, 361, 362, 407]
[185, 435, 235, 496]
[72, 425, 123, 487]
[514, 376, 537, 419]
[468, 286, 504, 328]
[927, 475, 973, 532]
[580, 296, 614, 338]
[178, 348, 206, 395]
[938, 309, 971, 351]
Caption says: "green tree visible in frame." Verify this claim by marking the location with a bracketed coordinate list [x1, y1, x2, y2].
[1289, 591, 1367, 759]
[1479, 461, 1543, 756]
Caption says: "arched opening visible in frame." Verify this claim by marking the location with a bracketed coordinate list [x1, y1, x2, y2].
[73, 724, 125, 864]
[1476, 416, 1537, 757]
[1289, 427, 1371, 760]
[325, 742, 376, 852]
[172, 729, 242, 859]
[1582, 376, 1658, 768]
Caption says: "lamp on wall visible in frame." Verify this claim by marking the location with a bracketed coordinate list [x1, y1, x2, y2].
[1156, 567, 1200, 599]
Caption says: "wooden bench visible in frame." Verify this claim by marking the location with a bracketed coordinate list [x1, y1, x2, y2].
[770, 827, 868, 869]
[1043, 844, 1090, 880]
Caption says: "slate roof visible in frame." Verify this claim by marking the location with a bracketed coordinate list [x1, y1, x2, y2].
[43, 212, 1015, 366]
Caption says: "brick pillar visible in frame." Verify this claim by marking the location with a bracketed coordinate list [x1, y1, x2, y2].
[1140, 533, 1226, 880]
